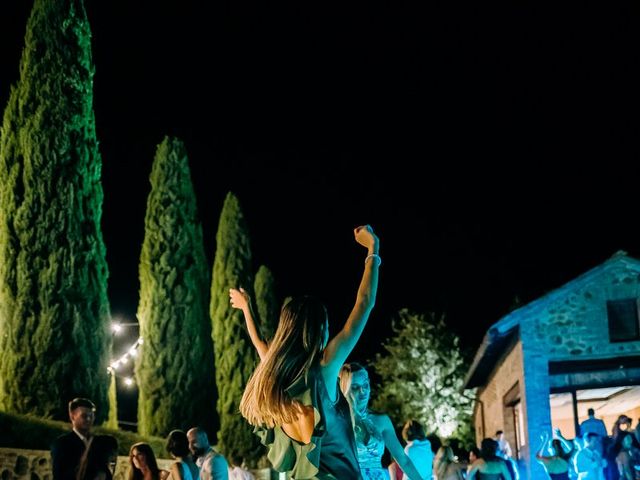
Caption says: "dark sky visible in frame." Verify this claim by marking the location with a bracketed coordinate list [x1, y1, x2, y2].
[2, 1, 640, 420]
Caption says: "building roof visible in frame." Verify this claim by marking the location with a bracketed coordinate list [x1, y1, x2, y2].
[463, 251, 640, 389]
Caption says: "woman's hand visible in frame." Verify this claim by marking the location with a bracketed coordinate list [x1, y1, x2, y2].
[354, 225, 379, 253]
[230, 287, 250, 310]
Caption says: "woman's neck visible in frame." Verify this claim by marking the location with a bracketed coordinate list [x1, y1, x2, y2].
[355, 403, 369, 418]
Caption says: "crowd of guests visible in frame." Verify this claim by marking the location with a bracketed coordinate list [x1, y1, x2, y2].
[51, 398, 251, 480]
[51, 389, 640, 480]
[48, 227, 640, 480]
[532, 409, 640, 480]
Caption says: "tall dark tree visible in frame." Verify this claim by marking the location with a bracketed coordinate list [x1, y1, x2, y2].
[136, 137, 216, 437]
[253, 265, 279, 342]
[210, 192, 262, 464]
[0, 0, 111, 422]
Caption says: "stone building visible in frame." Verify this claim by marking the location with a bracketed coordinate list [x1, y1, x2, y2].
[464, 251, 640, 479]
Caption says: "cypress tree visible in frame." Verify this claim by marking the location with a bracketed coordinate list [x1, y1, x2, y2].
[136, 137, 216, 437]
[0, 0, 111, 422]
[253, 265, 279, 342]
[106, 374, 118, 429]
[210, 192, 262, 464]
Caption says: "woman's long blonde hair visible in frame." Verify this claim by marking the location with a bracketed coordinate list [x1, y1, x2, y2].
[240, 296, 328, 427]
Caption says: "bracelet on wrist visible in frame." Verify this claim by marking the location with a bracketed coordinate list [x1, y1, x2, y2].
[365, 253, 382, 267]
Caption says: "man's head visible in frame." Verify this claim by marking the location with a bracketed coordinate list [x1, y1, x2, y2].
[587, 408, 595, 417]
[187, 427, 210, 458]
[230, 453, 244, 468]
[68, 398, 96, 436]
[496, 430, 504, 440]
[468, 447, 481, 463]
[585, 432, 599, 449]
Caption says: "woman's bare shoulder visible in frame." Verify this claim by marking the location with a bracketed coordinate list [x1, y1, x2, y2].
[368, 412, 394, 429]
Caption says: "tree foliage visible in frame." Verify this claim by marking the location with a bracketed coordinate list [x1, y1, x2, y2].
[210, 192, 263, 464]
[0, 0, 111, 422]
[136, 137, 216, 436]
[371, 309, 475, 443]
[106, 374, 118, 429]
[253, 265, 279, 342]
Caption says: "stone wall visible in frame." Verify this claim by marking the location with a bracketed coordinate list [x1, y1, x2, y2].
[474, 340, 524, 450]
[538, 262, 640, 360]
[0, 448, 172, 480]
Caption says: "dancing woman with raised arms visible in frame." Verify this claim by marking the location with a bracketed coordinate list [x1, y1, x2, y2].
[231, 225, 380, 479]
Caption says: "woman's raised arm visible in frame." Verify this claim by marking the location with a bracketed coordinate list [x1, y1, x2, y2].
[230, 287, 269, 361]
[321, 225, 380, 394]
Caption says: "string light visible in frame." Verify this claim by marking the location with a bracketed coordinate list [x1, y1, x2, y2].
[111, 321, 138, 335]
[105, 370, 137, 388]
[109, 316, 141, 390]
[108, 337, 143, 372]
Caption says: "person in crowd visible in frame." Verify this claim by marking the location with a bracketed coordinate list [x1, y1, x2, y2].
[612, 431, 640, 480]
[467, 438, 513, 480]
[76, 435, 118, 480]
[187, 428, 228, 480]
[580, 408, 608, 460]
[634, 419, 640, 448]
[465, 446, 481, 478]
[574, 433, 607, 480]
[166, 430, 199, 480]
[387, 460, 404, 480]
[52, 398, 97, 480]
[128, 443, 169, 480]
[433, 445, 465, 480]
[605, 416, 633, 480]
[468, 447, 481, 466]
[228, 454, 255, 480]
[580, 409, 608, 441]
[402, 420, 434, 480]
[495, 431, 519, 480]
[495, 431, 513, 460]
[339, 363, 426, 480]
[234, 225, 381, 479]
[613, 416, 633, 440]
[466, 447, 480, 478]
[535, 430, 573, 480]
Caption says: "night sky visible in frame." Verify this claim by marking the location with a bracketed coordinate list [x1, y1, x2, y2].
[2, 1, 640, 420]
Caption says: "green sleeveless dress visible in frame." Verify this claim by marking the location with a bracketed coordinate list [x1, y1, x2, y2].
[255, 364, 362, 479]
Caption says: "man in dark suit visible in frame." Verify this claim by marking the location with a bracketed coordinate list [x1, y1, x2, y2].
[51, 398, 96, 480]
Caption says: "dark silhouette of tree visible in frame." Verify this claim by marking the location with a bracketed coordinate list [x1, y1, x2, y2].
[0, 0, 111, 422]
[210, 192, 263, 464]
[136, 137, 216, 436]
